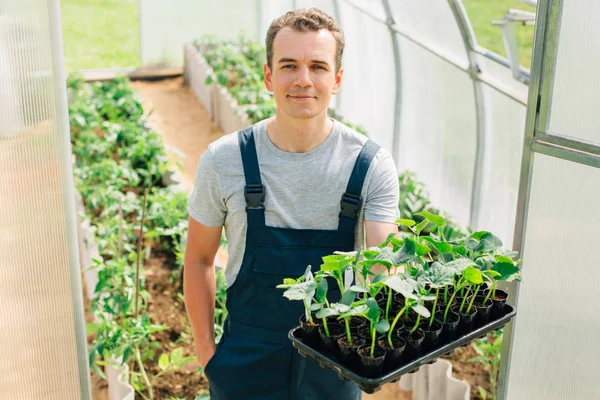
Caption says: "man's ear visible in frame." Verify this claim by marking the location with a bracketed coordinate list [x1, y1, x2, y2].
[332, 67, 344, 95]
[264, 64, 274, 92]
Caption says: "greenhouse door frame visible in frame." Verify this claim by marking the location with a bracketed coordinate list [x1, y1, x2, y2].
[498, 0, 600, 398]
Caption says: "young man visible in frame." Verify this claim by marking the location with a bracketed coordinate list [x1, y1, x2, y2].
[184, 8, 399, 399]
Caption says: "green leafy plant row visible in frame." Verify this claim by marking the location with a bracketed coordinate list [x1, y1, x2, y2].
[68, 74, 227, 399]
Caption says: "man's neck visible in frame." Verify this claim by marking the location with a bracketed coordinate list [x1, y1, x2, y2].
[266, 110, 334, 153]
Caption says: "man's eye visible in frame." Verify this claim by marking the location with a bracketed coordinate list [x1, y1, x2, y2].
[312, 65, 325, 70]
[282, 65, 295, 69]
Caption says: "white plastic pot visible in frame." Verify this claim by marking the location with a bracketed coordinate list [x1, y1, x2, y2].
[106, 356, 135, 400]
[399, 359, 470, 400]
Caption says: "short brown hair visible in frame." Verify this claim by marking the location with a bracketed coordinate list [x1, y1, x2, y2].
[265, 8, 345, 72]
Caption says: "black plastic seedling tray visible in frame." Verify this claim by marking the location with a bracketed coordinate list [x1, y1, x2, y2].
[289, 304, 516, 394]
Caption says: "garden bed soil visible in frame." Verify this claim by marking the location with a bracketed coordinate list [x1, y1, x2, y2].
[140, 253, 209, 399]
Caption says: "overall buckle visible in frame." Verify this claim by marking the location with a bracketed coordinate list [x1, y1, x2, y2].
[340, 192, 362, 219]
[245, 184, 265, 209]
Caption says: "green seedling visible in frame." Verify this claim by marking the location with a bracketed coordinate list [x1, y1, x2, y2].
[397, 210, 446, 241]
[312, 278, 332, 335]
[443, 265, 483, 322]
[364, 298, 390, 357]
[277, 266, 317, 325]
[316, 252, 356, 295]
[408, 299, 432, 336]
[417, 261, 455, 328]
[334, 302, 369, 345]
[360, 239, 421, 320]
[382, 275, 432, 347]
[421, 234, 455, 263]
[481, 257, 522, 306]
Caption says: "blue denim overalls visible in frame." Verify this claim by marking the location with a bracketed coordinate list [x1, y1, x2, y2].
[204, 126, 380, 399]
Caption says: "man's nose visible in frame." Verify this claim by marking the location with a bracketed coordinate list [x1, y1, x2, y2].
[293, 65, 313, 87]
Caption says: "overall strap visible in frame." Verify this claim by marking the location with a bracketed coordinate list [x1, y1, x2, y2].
[238, 127, 266, 228]
[338, 140, 381, 233]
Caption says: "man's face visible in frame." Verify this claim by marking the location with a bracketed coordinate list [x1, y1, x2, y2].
[264, 27, 343, 120]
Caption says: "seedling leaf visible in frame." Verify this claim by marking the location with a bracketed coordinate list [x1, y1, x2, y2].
[415, 211, 446, 227]
[375, 319, 390, 333]
[491, 262, 522, 282]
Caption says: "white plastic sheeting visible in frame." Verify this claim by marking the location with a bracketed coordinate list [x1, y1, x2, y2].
[258, 0, 295, 41]
[473, 85, 526, 246]
[394, 37, 477, 226]
[389, 0, 468, 62]
[336, 1, 396, 151]
[139, 0, 259, 67]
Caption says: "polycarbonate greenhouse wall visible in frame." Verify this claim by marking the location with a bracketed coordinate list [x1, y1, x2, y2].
[0, 0, 91, 398]
[140, 0, 530, 248]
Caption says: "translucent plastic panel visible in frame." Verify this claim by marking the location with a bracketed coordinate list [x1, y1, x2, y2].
[139, 0, 259, 67]
[504, 155, 600, 399]
[258, 0, 294, 40]
[341, 0, 387, 22]
[259, 1, 337, 46]
[474, 86, 527, 246]
[295, 0, 336, 15]
[335, 1, 396, 151]
[390, 0, 468, 62]
[394, 36, 477, 226]
[0, 1, 89, 398]
[478, 55, 529, 103]
[549, 0, 600, 144]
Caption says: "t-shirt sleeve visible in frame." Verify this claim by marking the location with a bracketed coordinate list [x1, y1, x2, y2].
[188, 146, 227, 227]
[363, 148, 400, 223]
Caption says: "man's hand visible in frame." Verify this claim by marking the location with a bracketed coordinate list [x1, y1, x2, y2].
[184, 217, 222, 372]
[196, 342, 216, 370]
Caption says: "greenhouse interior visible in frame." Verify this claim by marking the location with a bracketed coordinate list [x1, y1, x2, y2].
[1, 0, 599, 399]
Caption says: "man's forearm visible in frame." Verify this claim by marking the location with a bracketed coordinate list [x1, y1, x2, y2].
[184, 261, 217, 360]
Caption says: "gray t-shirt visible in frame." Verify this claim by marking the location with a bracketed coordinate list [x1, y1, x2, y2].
[189, 118, 400, 287]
